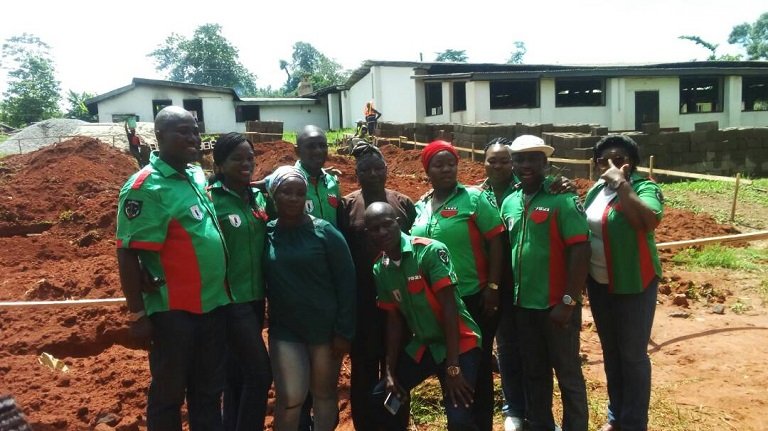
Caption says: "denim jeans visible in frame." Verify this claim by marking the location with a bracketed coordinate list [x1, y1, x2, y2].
[515, 306, 588, 431]
[587, 277, 657, 431]
[269, 339, 341, 431]
[462, 291, 499, 431]
[147, 307, 226, 431]
[496, 305, 526, 419]
[223, 301, 272, 431]
[372, 348, 482, 431]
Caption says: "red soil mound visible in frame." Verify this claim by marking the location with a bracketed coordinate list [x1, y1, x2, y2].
[0, 138, 738, 430]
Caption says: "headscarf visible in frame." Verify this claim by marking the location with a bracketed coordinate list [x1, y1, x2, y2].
[351, 141, 384, 162]
[420, 140, 459, 172]
[266, 165, 307, 196]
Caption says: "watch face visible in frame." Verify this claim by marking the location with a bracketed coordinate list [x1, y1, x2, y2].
[563, 294, 573, 305]
[446, 366, 460, 377]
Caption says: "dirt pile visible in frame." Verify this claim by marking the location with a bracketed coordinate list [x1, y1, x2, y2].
[0, 138, 742, 430]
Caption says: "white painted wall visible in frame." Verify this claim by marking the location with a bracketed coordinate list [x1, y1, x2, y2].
[377, 66, 418, 124]
[327, 93, 342, 130]
[95, 85, 239, 133]
[343, 65, 768, 131]
[260, 103, 328, 134]
[346, 72, 374, 127]
[618, 77, 679, 130]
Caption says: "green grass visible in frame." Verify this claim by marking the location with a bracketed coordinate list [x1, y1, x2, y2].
[671, 244, 768, 271]
[408, 375, 716, 430]
[280, 128, 354, 147]
[661, 178, 768, 212]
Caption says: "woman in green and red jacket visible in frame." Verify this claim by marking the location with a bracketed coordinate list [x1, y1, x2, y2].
[584, 135, 664, 431]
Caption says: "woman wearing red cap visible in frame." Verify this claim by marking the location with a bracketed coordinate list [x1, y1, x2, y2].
[411, 140, 505, 431]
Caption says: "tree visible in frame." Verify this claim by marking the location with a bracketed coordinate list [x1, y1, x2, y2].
[0, 34, 61, 127]
[148, 23, 258, 96]
[279, 42, 349, 95]
[679, 35, 743, 61]
[64, 90, 96, 122]
[507, 41, 527, 64]
[728, 12, 768, 60]
[434, 49, 468, 62]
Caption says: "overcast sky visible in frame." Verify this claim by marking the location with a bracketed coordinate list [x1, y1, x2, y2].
[1, 0, 765, 97]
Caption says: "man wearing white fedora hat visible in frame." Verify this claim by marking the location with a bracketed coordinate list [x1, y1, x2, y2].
[499, 135, 591, 431]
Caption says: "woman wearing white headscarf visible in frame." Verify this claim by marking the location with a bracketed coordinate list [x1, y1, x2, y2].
[264, 166, 356, 431]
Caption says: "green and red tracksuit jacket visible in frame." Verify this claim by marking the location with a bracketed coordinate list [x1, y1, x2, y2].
[374, 233, 482, 364]
[584, 174, 664, 294]
[116, 152, 230, 315]
[295, 161, 340, 226]
[208, 181, 269, 303]
[412, 183, 505, 297]
[500, 180, 590, 309]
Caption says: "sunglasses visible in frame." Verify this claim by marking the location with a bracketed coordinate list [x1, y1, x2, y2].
[596, 156, 627, 167]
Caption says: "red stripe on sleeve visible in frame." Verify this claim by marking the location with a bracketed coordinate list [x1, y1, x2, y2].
[564, 234, 589, 246]
[377, 301, 398, 311]
[116, 239, 163, 251]
[431, 276, 454, 292]
[131, 168, 152, 190]
[483, 224, 505, 240]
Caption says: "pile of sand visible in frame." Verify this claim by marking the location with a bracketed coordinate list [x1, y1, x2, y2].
[0, 119, 156, 155]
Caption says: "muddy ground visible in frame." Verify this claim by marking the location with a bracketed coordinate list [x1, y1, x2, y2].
[0, 138, 763, 430]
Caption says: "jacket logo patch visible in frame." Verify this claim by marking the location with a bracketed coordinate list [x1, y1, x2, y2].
[327, 194, 339, 208]
[190, 205, 204, 221]
[437, 248, 450, 265]
[530, 207, 550, 224]
[228, 214, 241, 227]
[655, 189, 664, 204]
[124, 200, 142, 219]
[573, 197, 585, 215]
[506, 216, 516, 231]
[440, 206, 458, 217]
[408, 275, 423, 281]
[305, 200, 315, 214]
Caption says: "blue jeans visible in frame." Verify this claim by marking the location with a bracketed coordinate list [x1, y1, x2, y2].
[587, 277, 657, 431]
[147, 307, 226, 431]
[496, 305, 526, 419]
[223, 301, 272, 431]
[372, 348, 482, 431]
[515, 306, 588, 431]
[269, 339, 341, 431]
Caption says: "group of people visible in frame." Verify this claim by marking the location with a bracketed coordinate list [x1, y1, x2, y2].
[116, 105, 664, 431]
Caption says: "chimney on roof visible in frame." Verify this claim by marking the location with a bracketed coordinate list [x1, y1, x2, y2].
[297, 74, 313, 96]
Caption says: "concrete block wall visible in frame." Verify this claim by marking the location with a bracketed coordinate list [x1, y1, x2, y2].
[376, 121, 768, 178]
[245, 121, 284, 134]
[543, 128, 768, 178]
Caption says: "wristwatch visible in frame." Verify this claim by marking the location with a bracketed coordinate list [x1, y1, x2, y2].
[487, 282, 499, 291]
[446, 365, 461, 377]
[562, 294, 576, 306]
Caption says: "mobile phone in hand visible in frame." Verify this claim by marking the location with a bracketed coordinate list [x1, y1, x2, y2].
[384, 391, 401, 415]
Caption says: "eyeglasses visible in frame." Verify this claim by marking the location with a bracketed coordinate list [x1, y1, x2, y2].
[596, 156, 627, 167]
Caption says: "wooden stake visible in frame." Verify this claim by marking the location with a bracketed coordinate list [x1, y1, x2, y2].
[730, 173, 741, 223]
[649, 155, 655, 179]
[656, 230, 768, 251]
[470, 141, 475, 162]
[588, 161, 594, 181]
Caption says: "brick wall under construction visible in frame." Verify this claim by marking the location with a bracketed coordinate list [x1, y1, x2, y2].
[376, 121, 768, 178]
